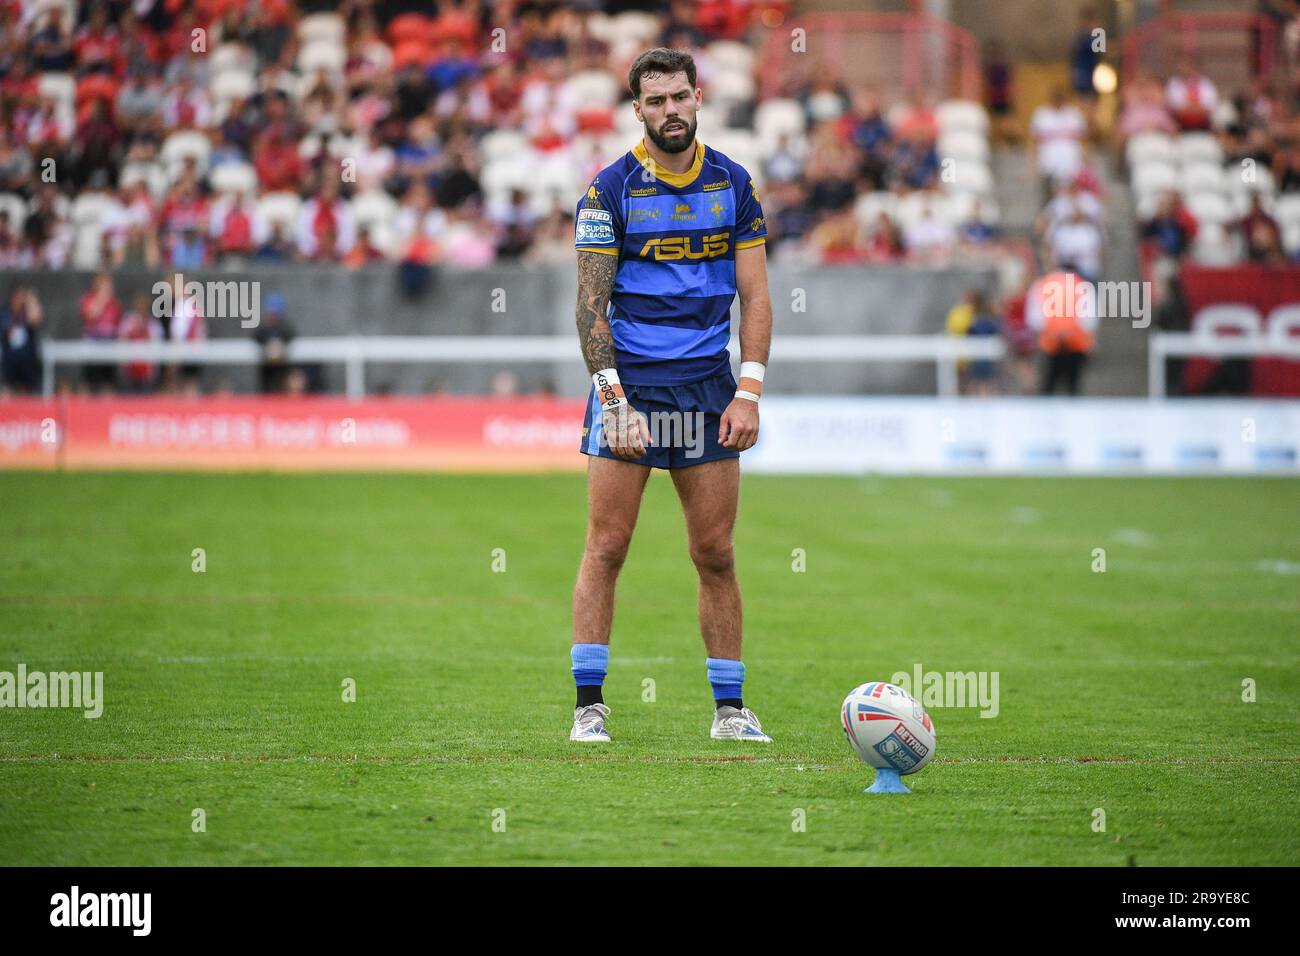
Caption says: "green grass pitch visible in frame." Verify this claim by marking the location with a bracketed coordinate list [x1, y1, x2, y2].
[0, 470, 1297, 866]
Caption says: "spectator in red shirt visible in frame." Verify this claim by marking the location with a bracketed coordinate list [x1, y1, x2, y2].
[1165, 57, 1219, 132]
[864, 211, 906, 262]
[343, 226, 388, 268]
[74, 5, 121, 77]
[253, 123, 305, 192]
[296, 178, 355, 260]
[117, 292, 164, 393]
[210, 189, 258, 262]
[80, 270, 124, 393]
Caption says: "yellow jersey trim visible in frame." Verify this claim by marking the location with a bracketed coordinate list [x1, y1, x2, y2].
[632, 139, 705, 188]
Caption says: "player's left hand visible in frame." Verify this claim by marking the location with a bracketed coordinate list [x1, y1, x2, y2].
[719, 398, 759, 451]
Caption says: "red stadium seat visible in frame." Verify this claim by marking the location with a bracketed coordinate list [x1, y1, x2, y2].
[575, 107, 615, 135]
[391, 40, 430, 70]
[430, 11, 477, 45]
[388, 14, 431, 46]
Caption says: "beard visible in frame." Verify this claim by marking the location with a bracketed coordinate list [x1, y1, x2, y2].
[645, 113, 696, 154]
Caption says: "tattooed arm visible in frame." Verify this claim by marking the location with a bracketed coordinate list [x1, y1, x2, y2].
[575, 250, 647, 459]
[575, 250, 619, 375]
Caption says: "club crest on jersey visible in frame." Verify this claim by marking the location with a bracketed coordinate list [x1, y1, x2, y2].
[638, 232, 730, 260]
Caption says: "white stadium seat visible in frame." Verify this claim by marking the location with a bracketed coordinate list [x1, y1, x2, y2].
[211, 68, 256, 103]
[350, 191, 398, 232]
[706, 69, 755, 107]
[564, 71, 620, 109]
[1283, 222, 1300, 256]
[297, 41, 346, 76]
[608, 11, 660, 45]
[0, 192, 27, 230]
[1177, 132, 1224, 166]
[208, 44, 254, 76]
[1126, 132, 1175, 167]
[1180, 163, 1226, 196]
[938, 130, 989, 163]
[941, 160, 993, 195]
[70, 192, 113, 226]
[1228, 165, 1276, 197]
[36, 71, 74, 109]
[119, 160, 168, 198]
[1185, 191, 1232, 226]
[1274, 194, 1300, 227]
[299, 13, 346, 47]
[754, 98, 805, 149]
[705, 41, 755, 76]
[257, 192, 303, 232]
[160, 131, 212, 173]
[209, 162, 258, 196]
[479, 130, 530, 164]
[948, 191, 1001, 225]
[481, 157, 531, 195]
[614, 105, 643, 143]
[72, 223, 103, 269]
[853, 191, 899, 227]
[1191, 222, 1238, 266]
[1134, 190, 1164, 221]
[29, 0, 75, 27]
[936, 99, 988, 134]
[1132, 161, 1178, 196]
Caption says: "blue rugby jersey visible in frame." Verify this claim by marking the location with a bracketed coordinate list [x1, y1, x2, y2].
[573, 140, 767, 386]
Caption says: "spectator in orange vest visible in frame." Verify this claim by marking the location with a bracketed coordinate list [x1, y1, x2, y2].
[1025, 262, 1097, 395]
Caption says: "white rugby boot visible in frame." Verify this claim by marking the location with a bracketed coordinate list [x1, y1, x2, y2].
[569, 703, 611, 742]
[710, 705, 773, 742]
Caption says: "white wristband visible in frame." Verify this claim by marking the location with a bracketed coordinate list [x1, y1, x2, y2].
[734, 389, 760, 403]
[739, 362, 766, 383]
[592, 368, 623, 408]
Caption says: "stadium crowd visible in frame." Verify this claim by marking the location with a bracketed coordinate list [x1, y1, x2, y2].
[0, 0, 1015, 278]
[1120, 56, 1300, 268]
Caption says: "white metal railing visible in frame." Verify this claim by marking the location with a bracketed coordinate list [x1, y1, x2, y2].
[1148, 332, 1300, 398]
[41, 335, 1006, 399]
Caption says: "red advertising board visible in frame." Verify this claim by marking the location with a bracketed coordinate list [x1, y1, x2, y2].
[1179, 264, 1300, 396]
[0, 397, 590, 471]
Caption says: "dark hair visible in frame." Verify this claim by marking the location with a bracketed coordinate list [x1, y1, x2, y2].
[628, 48, 697, 100]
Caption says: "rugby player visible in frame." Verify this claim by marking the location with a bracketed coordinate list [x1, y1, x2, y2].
[569, 48, 773, 743]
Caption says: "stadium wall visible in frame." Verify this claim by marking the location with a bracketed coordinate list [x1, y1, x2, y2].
[9, 263, 1000, 396]
[2, 396, 1296, 475]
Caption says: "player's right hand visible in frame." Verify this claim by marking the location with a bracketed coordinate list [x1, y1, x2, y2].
[602, 401, 652, 460]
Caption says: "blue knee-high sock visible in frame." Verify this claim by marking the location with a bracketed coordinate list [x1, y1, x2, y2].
[706, 657, 745, 709]
[572, 644, 609, 707]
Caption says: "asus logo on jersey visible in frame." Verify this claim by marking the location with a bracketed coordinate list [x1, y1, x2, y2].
[638, 233, 731, 260]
